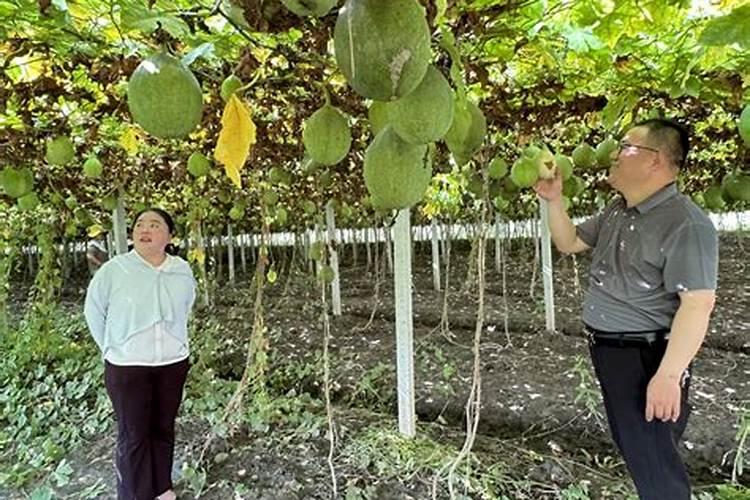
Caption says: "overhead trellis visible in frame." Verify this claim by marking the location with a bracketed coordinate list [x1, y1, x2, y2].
[0, 0, 748, 238]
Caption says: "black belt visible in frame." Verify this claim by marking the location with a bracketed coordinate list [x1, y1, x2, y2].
[584, 324, 670, 347]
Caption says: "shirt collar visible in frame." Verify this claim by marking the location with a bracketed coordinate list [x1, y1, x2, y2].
[634, 182, 679, 214]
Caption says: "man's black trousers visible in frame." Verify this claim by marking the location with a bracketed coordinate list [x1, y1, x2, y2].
[104, 358, 189, 500]
[589, 340, 691, 500]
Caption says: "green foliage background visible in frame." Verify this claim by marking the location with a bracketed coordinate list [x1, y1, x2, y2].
[0, 0, 748, 243]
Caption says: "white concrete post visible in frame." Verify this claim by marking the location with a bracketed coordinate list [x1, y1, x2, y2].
[365, 228, 372, 270]
[393, 209, 416, 437]
[495, 213, 502, 273]
[326, 201, 342, 316]
[306, 230, 314, 274]
[227, 224, 235, 284]
[539, 200, 556, 332]
[431, 218, 441, 291]
[385, 227, 393, 274]
[106, 232, 114, 259]
[240, 233, 247, 275]
[112, 194, 128, 255]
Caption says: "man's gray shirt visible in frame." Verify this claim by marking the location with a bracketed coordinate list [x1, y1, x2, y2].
[576, 183, 718, 332]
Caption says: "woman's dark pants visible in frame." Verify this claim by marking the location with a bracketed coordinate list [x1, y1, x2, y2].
[104, 359, 189, 500]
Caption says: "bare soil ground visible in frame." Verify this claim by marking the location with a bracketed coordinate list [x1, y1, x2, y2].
[3, 234, 747, 499]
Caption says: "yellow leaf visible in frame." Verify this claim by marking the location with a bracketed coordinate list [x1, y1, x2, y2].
[188, 248, 205, 265]
[267, 269, 277, 284]
[67, 3, 93, 31]
[87, 224, 105, 238]
[120, 126, 140, 155]
[225, 164, 241, 188]
[251, 47, 272, 65]
[214, 94, 256, 189]
[102, 25, 122, 43]
[7, 55, 46, 83]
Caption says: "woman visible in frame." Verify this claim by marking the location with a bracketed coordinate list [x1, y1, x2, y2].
[85, 208, 195, 500]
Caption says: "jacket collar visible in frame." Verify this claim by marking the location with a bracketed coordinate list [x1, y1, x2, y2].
[129, 249, 172, 271]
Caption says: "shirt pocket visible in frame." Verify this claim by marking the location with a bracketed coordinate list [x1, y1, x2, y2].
[624, 233, 665, 296]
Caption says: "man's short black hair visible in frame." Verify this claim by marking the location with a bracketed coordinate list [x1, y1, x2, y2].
[633, 118, 690, 169]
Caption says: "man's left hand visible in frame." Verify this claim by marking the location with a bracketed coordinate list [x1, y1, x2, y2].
[645, 373, 682, 422]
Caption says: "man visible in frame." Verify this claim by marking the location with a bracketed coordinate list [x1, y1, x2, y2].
[534, 118, 718, 500]
[86, 238, 109, 275]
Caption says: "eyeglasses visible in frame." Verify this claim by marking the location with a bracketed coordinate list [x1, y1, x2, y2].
[618, 141, 659, 155]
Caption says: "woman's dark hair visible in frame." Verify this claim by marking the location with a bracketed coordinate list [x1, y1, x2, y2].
[132, 207, 179, 255]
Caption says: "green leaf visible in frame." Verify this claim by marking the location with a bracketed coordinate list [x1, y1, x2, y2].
[600, 92, 637, 131]
[667, 82, 684, 99]
[78, 480, 109, 499]
[29, 486, 54, 500]
[528, 21, 545, 38]
[573, 1, 602, 27]
[483, 39, 515, 62]
[435, 0, 447, 23]
[563, 25, 605, 53]
[698, 4, 750, 49]
[520, 0, 545, 23]
[0, 1, 18, 17]
[439, 27, 465, 100]
[121, 4, 190, 39]
[182, 42, 215, 67]
[51, 0, 68, 12]
[267, 269, 277, 284]
[600, 96, 626, 131]
[222, 0, 250, 29]
[683, 76, 701, 97]
[51, 458, 73, 486]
